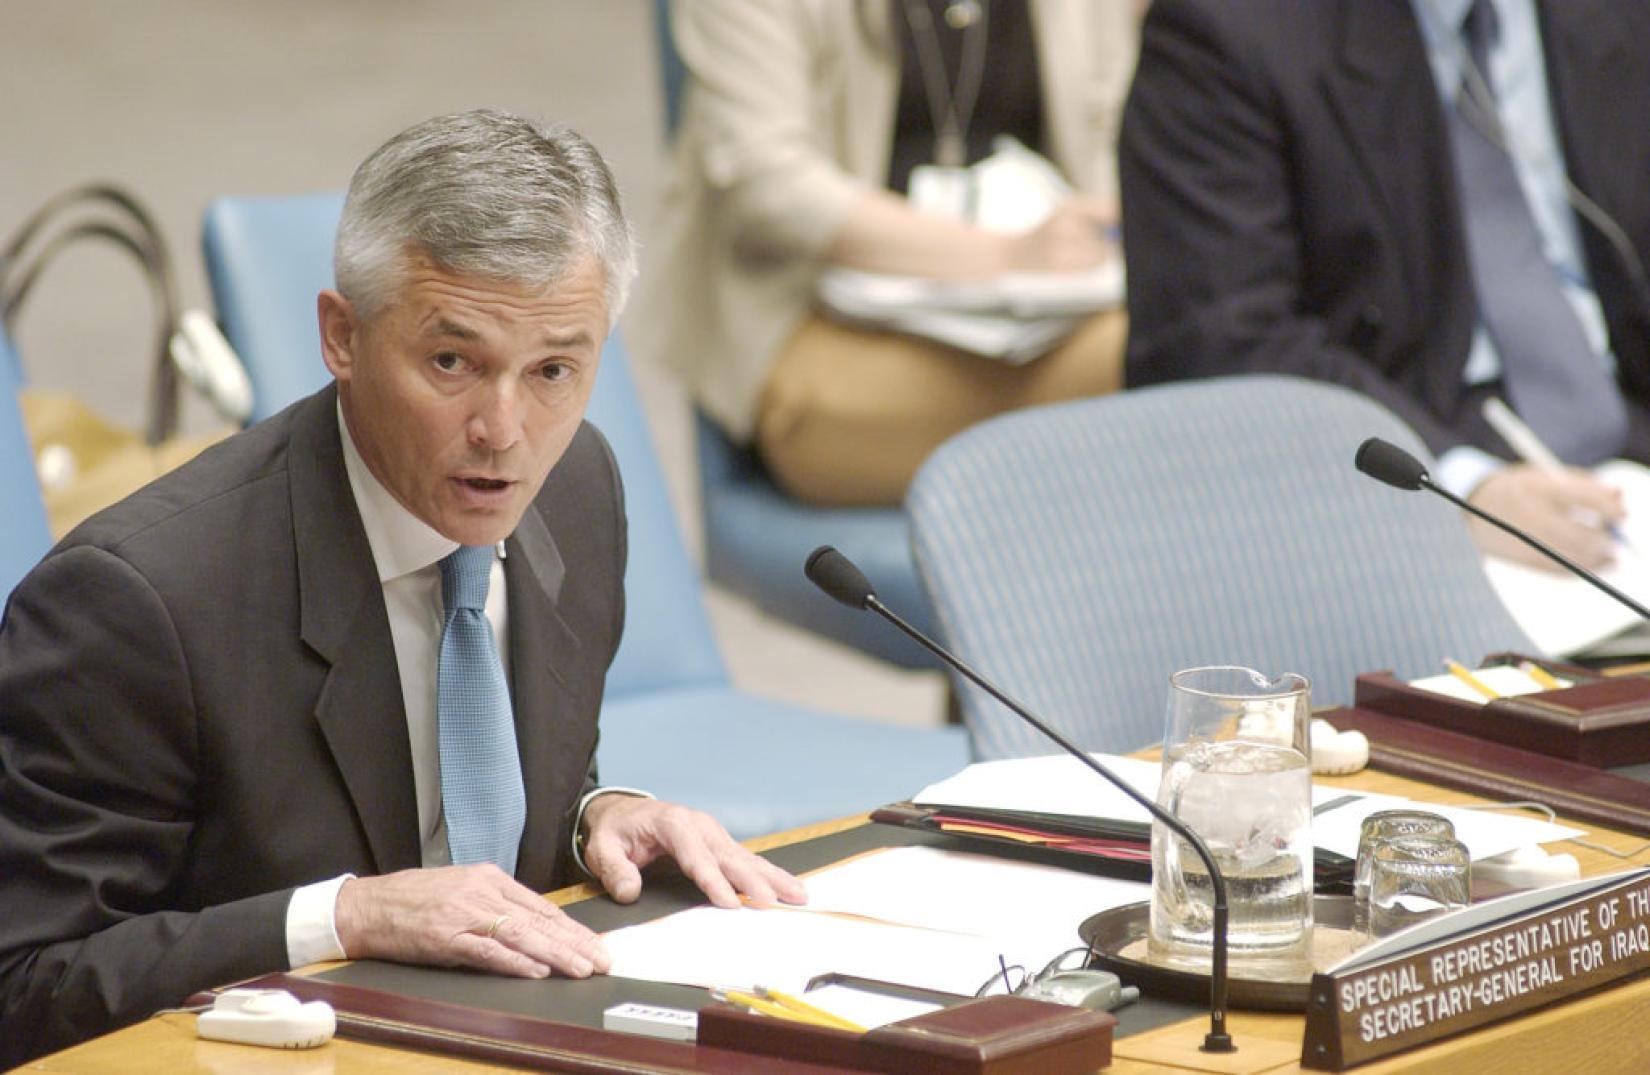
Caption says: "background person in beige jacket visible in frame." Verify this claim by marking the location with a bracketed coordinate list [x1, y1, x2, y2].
[631, 0, 1140, 505]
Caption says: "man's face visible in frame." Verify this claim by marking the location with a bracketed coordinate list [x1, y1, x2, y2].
[319, 252, 608, 547]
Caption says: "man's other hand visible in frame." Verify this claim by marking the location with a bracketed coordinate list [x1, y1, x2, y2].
[580, 795, 808, 909]
[1467, 464, 1626, 572]
[334, 866, 611, 979]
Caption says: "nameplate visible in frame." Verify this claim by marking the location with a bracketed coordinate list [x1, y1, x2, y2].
[1301, 869, 1650, 1070]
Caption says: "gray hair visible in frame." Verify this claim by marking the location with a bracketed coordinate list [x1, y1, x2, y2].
[334, 109, 637, 325]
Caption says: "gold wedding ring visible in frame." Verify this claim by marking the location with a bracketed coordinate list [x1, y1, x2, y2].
[484, 913, 510, 939]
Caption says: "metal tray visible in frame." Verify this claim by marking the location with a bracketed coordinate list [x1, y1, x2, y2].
[1079, 895, 1356, 1012]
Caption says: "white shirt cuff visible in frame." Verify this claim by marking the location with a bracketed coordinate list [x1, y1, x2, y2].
[571, 786, 655, 877]
[285, 874, 353, 968]
[1435, 444, 1505, 500]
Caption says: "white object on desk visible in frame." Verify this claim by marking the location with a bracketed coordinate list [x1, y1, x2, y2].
[1474, 844, 1582, 899]
[1309, 719, 1370, 775]
[195, 988, 335, 1049]
[602, 1002, 698, 1041]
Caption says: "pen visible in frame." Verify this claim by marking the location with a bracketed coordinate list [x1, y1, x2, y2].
[1444, 657, 1500, 700]
[1481, 396, 1632, 550]
[1519, 660, 1565, 691]
[1482, 396, 1564, 471]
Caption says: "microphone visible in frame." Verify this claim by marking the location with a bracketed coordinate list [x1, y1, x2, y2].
[804, 546, 1236, 1054]
[1354, 438, 1650, 622]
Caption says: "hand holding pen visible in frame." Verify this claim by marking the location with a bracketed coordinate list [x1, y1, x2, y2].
[1482, 397, 1633, 555]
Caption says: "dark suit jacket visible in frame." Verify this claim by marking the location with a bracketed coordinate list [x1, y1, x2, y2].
[0, 384, 626, 1064]
[1120, 0, 1650, 458]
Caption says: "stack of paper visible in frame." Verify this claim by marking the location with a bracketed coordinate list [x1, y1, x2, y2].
[910, 754, 1582, 863]
[816, 263, 1122, 364]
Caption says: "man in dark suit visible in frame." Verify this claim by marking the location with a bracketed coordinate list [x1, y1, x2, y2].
[1120, 0, 1650, 570]
[0, 110, 803, 1065]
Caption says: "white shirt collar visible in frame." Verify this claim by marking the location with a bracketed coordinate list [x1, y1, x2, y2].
[336, 402, 457, 583]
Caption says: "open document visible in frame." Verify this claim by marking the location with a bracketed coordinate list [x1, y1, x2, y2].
[603, 845, 1147, 1001]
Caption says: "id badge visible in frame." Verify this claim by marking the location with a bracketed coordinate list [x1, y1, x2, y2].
[908, 164, 976, 222]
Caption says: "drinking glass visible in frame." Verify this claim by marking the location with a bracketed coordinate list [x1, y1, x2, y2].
[1366, 835, 1471, 939]
[1353, 810, 1455, 933]
[1148, 666, 1314, 979]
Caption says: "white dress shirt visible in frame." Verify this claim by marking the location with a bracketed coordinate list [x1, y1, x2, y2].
[283, 407, 505, 966]
[282, 407, 645, 968]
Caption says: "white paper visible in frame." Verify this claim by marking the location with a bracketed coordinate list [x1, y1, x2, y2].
[1309, 794, 1583, 863]
[913, 752, 1360, 823]
[799, 983, 942, 1030]
[818, 263, 1124, 321]
[1407, 663, 1572, 704]
[1484, 459, 1650, 657]
[602, 846, 1148, 998]
[801, 845, 1144, 939]
[911, 753, 1584, 862]
[815, 136, 1123, 365]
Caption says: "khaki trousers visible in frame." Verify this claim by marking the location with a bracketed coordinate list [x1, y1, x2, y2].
[755, 309, 1126, 506]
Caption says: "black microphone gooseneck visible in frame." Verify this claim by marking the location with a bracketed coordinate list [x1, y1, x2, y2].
[1354, 438, 1650, 622]
[804, 545, 1236, 1054]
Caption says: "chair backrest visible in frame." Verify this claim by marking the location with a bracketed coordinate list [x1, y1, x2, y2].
[200, 194, 726, 697]
[907, 375, 1535, 759]
[202, 193, 342, 423]
[0, 326, 52, 602]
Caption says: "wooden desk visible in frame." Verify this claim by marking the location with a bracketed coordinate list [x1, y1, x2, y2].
[24, 773, 1650, 1075]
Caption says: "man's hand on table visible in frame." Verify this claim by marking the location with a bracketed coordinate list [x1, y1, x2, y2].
[334, 866, 612, 980]
[581, 794, 808, 909]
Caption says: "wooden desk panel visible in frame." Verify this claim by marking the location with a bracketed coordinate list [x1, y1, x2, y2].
[25, 780, 1650, 1074]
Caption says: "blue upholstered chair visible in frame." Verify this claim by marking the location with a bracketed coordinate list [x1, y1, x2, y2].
[906, 375, 1536, 760]
[0, 327, 52, 603]
[201, 195, 968, 836]
[652, 0, 938, 668]
[202, 193, 341, 422]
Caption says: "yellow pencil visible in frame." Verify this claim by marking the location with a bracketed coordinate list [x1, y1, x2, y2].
[714, 988, 861, 1032]
[756, 986, 867, 1033]
[1519, 660, 1564, 691]
[1444, 658, 1500, 700]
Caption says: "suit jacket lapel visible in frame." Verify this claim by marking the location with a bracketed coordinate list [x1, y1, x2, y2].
[503, 507, 587, 890]
[290, 386, 422, 875]
[1325, 0, 1476, 408]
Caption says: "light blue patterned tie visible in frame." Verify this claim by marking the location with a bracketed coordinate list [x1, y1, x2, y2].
[1449, 0, 1627, 464]
[438, 545, 526, 875]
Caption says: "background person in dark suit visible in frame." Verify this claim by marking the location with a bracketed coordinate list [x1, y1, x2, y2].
[0, 109, 803, 1065]
[1120, 0, 1650, 571]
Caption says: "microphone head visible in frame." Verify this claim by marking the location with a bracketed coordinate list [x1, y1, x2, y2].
[1355, 437, 1429, 491]
[805, 545, 876, 609]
